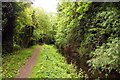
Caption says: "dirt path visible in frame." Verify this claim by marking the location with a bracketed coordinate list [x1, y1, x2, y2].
[16, 46, 41, 78]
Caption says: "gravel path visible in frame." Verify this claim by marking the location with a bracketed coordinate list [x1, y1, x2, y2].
[16, 46, 41, 78]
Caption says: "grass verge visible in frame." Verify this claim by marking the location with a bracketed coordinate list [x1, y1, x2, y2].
[30, 44, 87, 78]
[2, 45, 38, 78]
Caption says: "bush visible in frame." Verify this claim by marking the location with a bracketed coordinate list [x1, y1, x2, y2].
[87, 37, 120, 73]
[13, 44, 21, 51]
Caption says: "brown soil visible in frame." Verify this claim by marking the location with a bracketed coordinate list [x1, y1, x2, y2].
[62, 46, 120, 78]
[16, 46, 41, 78]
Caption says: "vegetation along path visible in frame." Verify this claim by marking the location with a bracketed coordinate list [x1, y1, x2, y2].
[17, 46, 41, 78]
[2, 2, 120, 79]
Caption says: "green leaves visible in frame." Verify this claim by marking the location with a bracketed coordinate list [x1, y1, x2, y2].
[30, 44, 87, 78]
[32, 7, 55, 44]
[87, 37, 120, 73]
[13, 2, 55, 46]
[55, 2, 120, 77]
[55, 2, 91, 48]
[2, 45, 38, 78]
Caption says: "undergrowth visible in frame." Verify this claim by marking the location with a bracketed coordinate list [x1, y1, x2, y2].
[2, 45, 38, 78]
[30, 44, 87, 78]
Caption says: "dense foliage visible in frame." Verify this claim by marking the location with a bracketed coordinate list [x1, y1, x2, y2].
[2, 2, 55, 54]
[88, 37, 120, 73]
[55, 2, 91, 49]
[2, 1, 120, 79]
[55, 2, 120, 78]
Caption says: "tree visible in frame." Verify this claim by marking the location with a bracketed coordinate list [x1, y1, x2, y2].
[2, 2, 32, 53]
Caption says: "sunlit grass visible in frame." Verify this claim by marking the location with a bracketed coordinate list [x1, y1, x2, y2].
[2, 45, 38, 78]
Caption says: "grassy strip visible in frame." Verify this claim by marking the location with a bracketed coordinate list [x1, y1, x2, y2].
[30, 44, 87, 78]
[2, 45, 38, 78]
